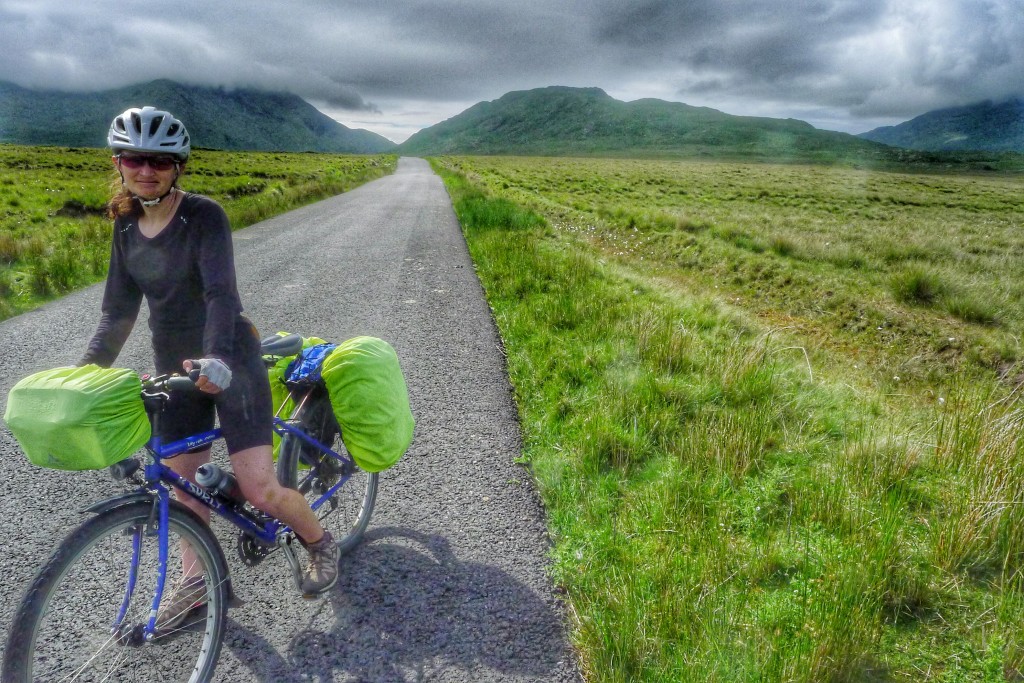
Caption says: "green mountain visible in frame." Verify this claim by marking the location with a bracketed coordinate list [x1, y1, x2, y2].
[858, 98, 1024, 152]
[0, 79, 396, 154]
[398, 86, 890, 161]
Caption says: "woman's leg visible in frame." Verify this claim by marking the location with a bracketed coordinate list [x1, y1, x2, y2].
[229, 445, 324, 544]
[231, 445, 339, 596]
[214, 325, 337, 595]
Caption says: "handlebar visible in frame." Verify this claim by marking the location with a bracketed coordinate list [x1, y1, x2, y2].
[141, 372, 199, 396]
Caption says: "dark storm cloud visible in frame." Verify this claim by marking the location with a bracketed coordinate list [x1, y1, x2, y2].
[584, 0, 1024, 124]
[588, 0, 889, 102]
[593, 0, 883, 46]
[314, 2, 599, 100]
[0, 1, 384, 111]
[1, 0, 1022, 139]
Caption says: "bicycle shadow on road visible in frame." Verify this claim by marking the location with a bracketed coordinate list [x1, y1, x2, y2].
[220, 618, 306, 682]
[279, 526, 575, 682]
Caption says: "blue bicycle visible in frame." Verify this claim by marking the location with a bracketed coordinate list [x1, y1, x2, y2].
[2, 333, 378, 682]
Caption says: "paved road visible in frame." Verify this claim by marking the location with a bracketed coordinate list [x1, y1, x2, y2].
[0, 157, 582, 682]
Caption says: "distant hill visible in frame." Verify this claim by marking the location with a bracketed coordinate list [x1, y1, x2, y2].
[0, 79, 397, 154]
[398, 86, 891, 161]
[859, 98, 1024, 152]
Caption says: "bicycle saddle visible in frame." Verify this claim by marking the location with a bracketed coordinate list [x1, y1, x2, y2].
[260, 333, 303, 358]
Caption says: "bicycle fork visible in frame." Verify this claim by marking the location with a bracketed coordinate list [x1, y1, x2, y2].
[110, 489, 169, 645]
[145, 488, 172, 640]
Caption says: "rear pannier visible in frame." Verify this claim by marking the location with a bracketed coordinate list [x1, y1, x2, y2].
[4, 365, 151, 470]
[320, 336, 414, 473]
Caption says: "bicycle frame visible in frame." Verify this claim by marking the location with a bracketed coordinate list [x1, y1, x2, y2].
[116, 387, 356, 641]
[145, 418, 354, 542]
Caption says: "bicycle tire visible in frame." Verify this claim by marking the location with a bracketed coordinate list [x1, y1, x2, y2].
[2, 500, 229, 682]
[278, 392, 377, 554]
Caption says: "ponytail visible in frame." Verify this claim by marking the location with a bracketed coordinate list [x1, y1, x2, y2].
[107, 175, 140, 219]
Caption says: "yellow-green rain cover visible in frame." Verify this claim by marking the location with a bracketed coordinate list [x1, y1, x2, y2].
[4, 365, 150, 470]
[321, 337, 414, 473]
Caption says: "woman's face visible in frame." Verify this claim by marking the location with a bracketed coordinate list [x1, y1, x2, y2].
[113, 153, 179, 201]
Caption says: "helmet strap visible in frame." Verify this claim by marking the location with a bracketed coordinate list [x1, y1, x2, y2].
[138, 188, 175, 207]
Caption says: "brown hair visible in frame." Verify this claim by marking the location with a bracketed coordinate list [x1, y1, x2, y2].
[107, 174, 139, 219]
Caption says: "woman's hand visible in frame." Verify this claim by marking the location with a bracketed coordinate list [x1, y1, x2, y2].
[183, 358, 232, 394]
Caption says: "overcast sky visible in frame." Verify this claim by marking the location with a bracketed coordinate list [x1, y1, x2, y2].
[2, 0, 1021, 143]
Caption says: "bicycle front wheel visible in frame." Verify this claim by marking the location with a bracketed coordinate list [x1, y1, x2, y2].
[278, 393, 377, 555]
[2, 500, 229, 683]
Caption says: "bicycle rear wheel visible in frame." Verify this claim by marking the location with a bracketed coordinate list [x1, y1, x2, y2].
[2, 500, 229, 682]
[278, 392, 377, 554]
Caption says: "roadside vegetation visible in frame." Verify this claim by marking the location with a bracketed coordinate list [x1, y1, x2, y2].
[0, 144, 396, 320]
[433, 156, 1024, 682]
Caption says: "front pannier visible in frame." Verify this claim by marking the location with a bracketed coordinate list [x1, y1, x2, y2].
[4, 365, 151, 470]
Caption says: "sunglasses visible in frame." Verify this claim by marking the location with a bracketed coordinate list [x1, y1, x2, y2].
[117, 155, 178, 171]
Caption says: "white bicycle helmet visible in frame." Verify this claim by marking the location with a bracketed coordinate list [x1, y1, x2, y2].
[108, 106, 191, 161]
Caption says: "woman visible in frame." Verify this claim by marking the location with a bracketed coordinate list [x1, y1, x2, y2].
[81, 106, 338, 628]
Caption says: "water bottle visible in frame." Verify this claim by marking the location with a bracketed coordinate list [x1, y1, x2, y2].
[195, 463, 246, 507]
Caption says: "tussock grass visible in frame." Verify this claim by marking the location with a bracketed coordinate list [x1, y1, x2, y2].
[435, 158, 1024, 682]
[891, 265, 949, 306]
[0, 144, 396, 320]
[944, 292, 1003, 327]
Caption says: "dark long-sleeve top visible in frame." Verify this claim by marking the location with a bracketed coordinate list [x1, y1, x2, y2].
[82, 193, 244, 368]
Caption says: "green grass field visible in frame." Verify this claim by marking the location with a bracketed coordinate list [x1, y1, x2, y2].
[5, 143, 1024, 680]
[433, 156, 1024, 682]
[0, 144, 396, 319]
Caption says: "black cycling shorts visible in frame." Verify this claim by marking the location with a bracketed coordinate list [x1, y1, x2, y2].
[153, 318, 273, 455]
